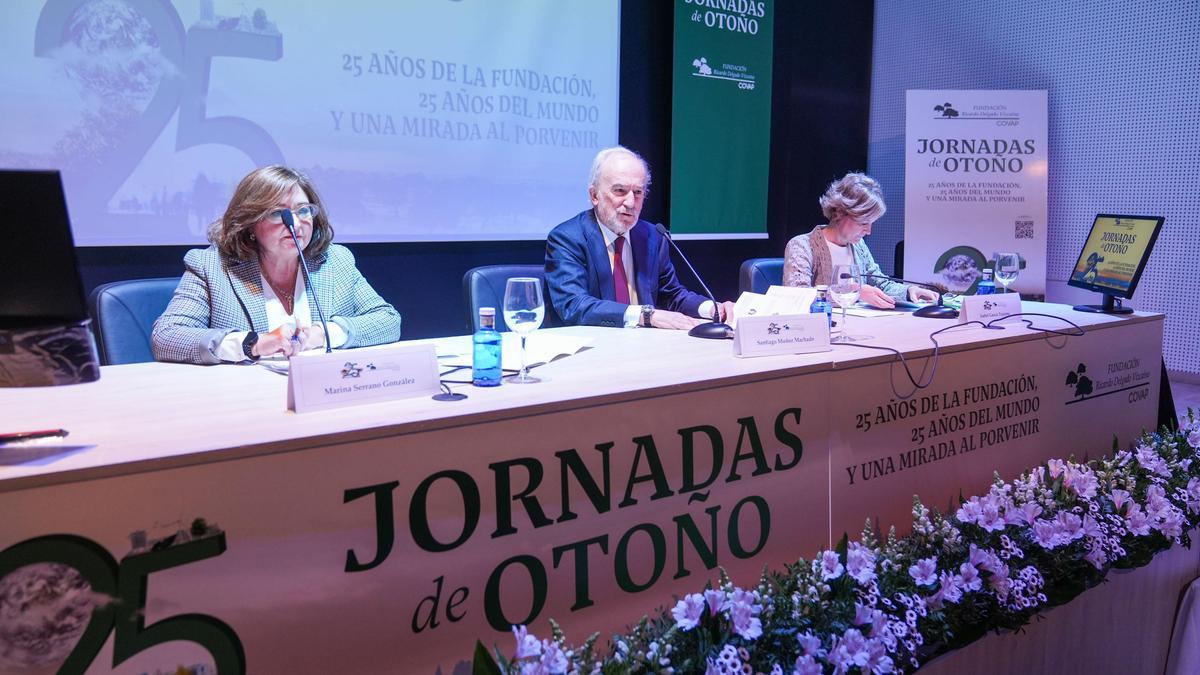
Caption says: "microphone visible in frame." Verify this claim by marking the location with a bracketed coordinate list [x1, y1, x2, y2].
[281, 209, 332, 352]
[861, 273, 958, 319]
[653, 222, 732, 339]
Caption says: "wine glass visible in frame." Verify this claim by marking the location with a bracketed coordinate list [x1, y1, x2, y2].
[994, 252, 1020, 294]
[829, 263, 862, 343]
[502, 277, 545, 383]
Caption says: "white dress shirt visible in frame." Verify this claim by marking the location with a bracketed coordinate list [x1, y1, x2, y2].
[216, 271, 348, 361]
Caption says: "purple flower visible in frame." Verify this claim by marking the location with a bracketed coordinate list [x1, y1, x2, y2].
[672, 593, 706, 631]
[1186, 477, 1200, 514]
[830, 629, 870, 669]
[1064, 466, 1099, 498]
[728, 588, 763, 640]
[819, 550, 845, 581]
[1047, 458, 1066, 478]
[522, 639, 568, 675]
[846, 542, 877, 585]
[1016, 502, 1043, 525]
[792, 654, 823, 675]
[908, 556, 938, 586]
[1187, 426, 1200, 449]
[864, 639, 895, 674]
[797, 631, 827, 659]
[1032, 518, 1060, 548]
[1110, 489, 1131, 511]
[707, 644, 741, 674]
[937, 571, 963, 604]
[1125, 504, 1152, 536]
[512, 625, 542, 659]
[959, 562, 983, 592]
[854, 602, 885, 632]
[705, 589, 727, 615]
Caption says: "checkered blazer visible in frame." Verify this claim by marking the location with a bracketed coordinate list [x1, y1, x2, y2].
[151, 244, 402, 364]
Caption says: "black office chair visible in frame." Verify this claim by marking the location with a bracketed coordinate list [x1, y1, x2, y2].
[88, 277, 179, 365]
[894, 240, 904, 278]
[461, 265, 558, 333]
[738, 258, 784, 294]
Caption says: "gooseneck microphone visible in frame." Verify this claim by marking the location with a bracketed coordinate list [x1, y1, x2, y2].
[281, 209, 332, 352]
[653, 222, 732, 339]
[861, 273, 958, 319]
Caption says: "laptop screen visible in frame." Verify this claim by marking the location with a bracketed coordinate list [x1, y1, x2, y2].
[0, 170, 89, 329]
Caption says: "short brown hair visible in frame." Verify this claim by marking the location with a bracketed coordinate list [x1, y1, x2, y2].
[208, 166, 334, 260]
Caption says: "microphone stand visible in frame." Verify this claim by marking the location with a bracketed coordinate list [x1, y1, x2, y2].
[862, 273, 958, 319]
[654, 223, 732, 339]
[281, 209, 332, 352]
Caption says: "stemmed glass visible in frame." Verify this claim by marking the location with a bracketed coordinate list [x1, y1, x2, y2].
[502, 277, 545, 383]
[829, 263, 862, 343]
[994, 252, 1020, 294]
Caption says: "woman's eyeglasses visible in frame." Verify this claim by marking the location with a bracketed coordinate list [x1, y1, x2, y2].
[266, 203, 320, 224]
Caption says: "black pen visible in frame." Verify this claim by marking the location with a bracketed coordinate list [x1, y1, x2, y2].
[0, 428, 69, 445]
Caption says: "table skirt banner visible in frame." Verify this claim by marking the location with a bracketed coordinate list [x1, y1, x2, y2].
[829, 318, 1162, 539]
[0, 378, 829, 675]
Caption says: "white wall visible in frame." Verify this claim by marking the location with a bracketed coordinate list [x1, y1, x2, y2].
[867, 0, 1200, 375]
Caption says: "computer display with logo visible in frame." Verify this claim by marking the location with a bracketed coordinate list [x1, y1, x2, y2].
[1068, 213, 1164, 314]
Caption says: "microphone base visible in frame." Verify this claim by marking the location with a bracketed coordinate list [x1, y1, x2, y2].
[689, 321, 733, 339]
[912, 304, 960, 319]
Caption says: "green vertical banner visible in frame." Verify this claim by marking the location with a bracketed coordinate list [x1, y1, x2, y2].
[670, 0, 774, 238]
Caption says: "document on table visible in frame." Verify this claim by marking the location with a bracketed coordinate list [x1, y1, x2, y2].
[438, 333, 593, 371]
[730, 286, 817, 329]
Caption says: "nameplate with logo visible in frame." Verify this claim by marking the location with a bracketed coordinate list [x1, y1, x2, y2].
[287, 343, 440, 413]
[733, 313, 831, 358]
[959, 293, 1022, 325]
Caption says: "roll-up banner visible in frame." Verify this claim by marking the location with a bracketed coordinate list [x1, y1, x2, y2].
[903, 90, 1048, 295]
[670, 0, 774, 239]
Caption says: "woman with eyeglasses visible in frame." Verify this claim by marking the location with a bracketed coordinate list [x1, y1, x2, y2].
[152, 166, 401, 364]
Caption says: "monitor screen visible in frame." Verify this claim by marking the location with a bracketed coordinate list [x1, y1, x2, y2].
[0, 170, 89, 329]
[1067, 214, 1164, 299]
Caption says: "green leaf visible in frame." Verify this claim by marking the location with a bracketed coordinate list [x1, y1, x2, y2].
[472, 640, 503, 675]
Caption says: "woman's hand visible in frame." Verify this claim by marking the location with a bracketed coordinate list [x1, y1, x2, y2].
[858, 285, 896, 309]
[908, 285, 940, 303]
[253, 324, 299, 358]
[294, 325, 327, 351]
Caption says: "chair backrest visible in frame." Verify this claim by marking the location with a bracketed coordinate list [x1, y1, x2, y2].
[894, 239, 905, 278]
[462, 265, 558, 333]
[88, 277, 180, 365]
[738, 258, 784, 295]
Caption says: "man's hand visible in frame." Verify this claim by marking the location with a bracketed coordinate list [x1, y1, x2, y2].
[650, 310, 704, 330]
[714, 300, 737, 323]
[908, 285, 940, 303]
[858, 285, 896, 309]
[254, 324, 299, 358]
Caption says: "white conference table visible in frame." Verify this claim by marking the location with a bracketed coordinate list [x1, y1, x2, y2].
[0, 302, 1176, 675]
[0, 301, 1161, 491]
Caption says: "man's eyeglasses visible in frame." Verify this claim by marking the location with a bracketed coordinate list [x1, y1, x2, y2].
[266, 203, 320, 224]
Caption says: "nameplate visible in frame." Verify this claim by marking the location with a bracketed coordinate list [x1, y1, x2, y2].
[959, 293, 1022, 325]
[733, 313, 830, 358]
[287, 343, 440, 413]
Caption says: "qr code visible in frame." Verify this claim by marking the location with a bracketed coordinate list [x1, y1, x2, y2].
[1015, 219, 1034, 239]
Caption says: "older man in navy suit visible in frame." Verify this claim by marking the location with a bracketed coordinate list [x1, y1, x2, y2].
[545, 146, 735, 329]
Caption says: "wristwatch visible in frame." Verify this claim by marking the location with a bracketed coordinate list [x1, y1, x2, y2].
[640, 304, 655, 328]
[242, 331, 260, 361]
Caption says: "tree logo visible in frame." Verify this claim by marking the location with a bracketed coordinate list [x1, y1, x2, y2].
[1065, 362, 1093, 398]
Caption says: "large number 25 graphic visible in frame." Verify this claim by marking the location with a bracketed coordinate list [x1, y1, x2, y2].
[0, 534, 245, 674]
[33, 0, 285, 213]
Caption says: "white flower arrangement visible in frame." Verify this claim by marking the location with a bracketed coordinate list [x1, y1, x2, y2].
[474, 413, 1200, 674]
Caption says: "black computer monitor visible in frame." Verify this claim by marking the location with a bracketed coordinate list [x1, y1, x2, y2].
[1067, 213, 1164, 314]
[0, 170, 89, 329]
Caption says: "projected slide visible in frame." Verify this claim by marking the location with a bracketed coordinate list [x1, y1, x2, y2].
[0, 1, 619, 244]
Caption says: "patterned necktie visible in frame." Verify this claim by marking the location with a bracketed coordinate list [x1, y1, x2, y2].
[612, 235, 631, 304]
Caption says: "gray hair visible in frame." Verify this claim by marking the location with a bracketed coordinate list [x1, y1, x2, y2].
[819, 172, 886, 222]
[588, 145, 652, 192]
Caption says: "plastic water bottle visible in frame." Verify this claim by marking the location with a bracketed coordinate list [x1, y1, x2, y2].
[976, 268, 996, 295]
[472, 307, 502, 386]
[810, 285, 833, 328]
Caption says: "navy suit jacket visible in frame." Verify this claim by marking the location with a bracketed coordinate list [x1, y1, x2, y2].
[545, 210, 708, 327]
